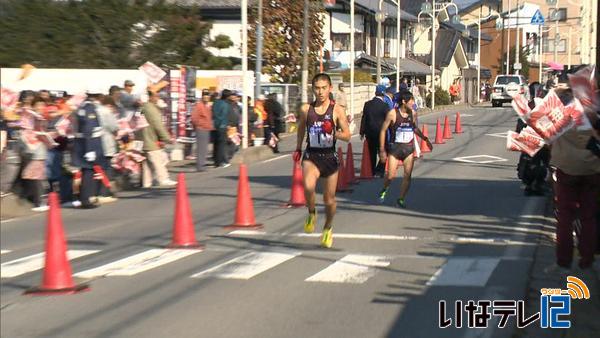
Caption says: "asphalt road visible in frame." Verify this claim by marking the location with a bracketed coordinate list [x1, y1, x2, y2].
[1, 104, 550, 338]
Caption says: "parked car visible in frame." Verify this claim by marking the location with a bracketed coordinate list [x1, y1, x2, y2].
[491, 75, 529, 107]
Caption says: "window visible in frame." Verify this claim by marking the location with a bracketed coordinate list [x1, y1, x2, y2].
[331, 33, 363, 52]
[543, 38, 567, 53]
[547, 8, 567, 22]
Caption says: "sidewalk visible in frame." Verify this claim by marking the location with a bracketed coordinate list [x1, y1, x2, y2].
[516, 200, 600, 338]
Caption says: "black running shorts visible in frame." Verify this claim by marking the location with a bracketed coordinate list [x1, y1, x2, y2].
[389, 143, 414, 161]
[302, 150, 339, 178]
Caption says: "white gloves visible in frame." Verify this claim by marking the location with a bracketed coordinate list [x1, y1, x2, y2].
[84, 151, 96, 162]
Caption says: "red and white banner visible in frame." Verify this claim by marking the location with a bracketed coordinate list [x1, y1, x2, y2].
[178, 67, 187, 137]
[506, 127, 545, 157]
[1, 87, 18, 110]
[138, 61, 167, 84]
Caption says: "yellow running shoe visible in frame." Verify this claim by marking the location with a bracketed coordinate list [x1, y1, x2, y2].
[304, 212, 316, 233]
[321, 227, 333, 248]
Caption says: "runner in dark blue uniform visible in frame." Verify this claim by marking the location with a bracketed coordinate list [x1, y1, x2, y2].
[378, 91, 432, 208]
[294, 73, 351, 248]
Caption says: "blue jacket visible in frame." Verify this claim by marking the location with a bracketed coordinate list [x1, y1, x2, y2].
[212, 99, 231, 130]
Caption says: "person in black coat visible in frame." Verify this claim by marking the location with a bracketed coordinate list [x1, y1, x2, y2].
[264, 93, 284, 153]
[360, 86, 392, 177]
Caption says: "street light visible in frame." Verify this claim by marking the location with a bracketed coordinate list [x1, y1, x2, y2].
[418, 1, 458, 110]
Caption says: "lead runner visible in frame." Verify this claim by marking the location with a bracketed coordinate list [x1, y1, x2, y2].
[294, 73, 351, 248]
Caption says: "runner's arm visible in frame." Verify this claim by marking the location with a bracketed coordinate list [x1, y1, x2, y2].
[414, 126, 433, 149]
[334, 104, 351, 142]
[296, 104, 309, 151]
[379, 110, 394, 154]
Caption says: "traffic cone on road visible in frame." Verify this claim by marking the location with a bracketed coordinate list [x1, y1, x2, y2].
[434, 119, 445, 144]
[229, 164, 262, 228]
[454, 112, 463, 134]
[345, 143, 358, 184]
[284, 159, 306, 208]
[25, 192, 89, 295]
[169, 173, 201, 249]
[420, 125, 432, 153]
[359, 139, 374, 180]
[443, 115, 452, 139]
[336, 147, 352, 193]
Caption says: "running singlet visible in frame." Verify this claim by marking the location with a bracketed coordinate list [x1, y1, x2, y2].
[390, 109, 415, 144]
[306, 102, 336, 151]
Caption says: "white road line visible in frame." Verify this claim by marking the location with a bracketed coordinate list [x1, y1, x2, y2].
[227, 230, 421, 241]
[0, 250, 11, 255]
[262, 154, 290, 163]
[460, 114, 474, 117]
[426, 258, 500, 287]
[190, 251, 299, 280]
[74, 249, 200, 278]
[452, 237, 537, 246]
[485, 132, 509, 138]
[305, 254, 390, 284]
[452, 155, 508, 164]
[1, 250, 99, 278]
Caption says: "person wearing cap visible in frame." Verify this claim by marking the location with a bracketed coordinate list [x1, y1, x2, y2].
[72, 93, 106, 208]
[211, 89, 233, 168]
[120, 80, 140, 118]
[191, 90, 214, 172]
[360, 85, 392, 177]
[384, 86, 396, 110]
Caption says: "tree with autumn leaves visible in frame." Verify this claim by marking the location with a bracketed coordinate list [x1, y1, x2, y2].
[249, 0, 325, 83]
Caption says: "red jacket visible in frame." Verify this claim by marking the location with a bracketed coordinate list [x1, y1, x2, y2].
[191, 102, 214, 131]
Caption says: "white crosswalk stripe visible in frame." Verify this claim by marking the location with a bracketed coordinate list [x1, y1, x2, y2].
[191, 251, 300, 280]
[426, 258, 500, 286]
[305, 254, 391, 284]
[0, 250, 11, 255]
[1, 250, 99, 278]
[74, 249, 201, 278]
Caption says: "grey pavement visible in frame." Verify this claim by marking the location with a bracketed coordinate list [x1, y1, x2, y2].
[2, 104, 591, 338]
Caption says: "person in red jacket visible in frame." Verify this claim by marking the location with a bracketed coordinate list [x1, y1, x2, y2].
[191, 90, 214, 172]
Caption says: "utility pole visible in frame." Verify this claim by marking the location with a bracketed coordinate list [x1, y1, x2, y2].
[301, 0, 310, 103]
[396, 0, 401, 93]
[254, 0, 263, 101]
[515, 0, 520, 74]
[477, 5, 482, 100]
[506, 0, 511, 75]
[553, 0, 558, 63]
[539, 24, 542, 84]
[431, 0, 436, 110]
[376, 0, 384, 83]
[242, 0, 249, 149]
[350, 0, 355, 119]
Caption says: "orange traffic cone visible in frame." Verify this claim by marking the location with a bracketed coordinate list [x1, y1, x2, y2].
[420, 125, 432, 153]
[169, 173, 202, 249]
[454, 112, 463, 134]
[345, 143, 358, 184]
[443, 115, 453, 139]
[359, 139, 374, 180]
[284, 159, 306, 208]
[229, 164, 262, 228]
[336, 147, 352, 193]
[25, 192, 89, 295]
[434, 119, 445, 144]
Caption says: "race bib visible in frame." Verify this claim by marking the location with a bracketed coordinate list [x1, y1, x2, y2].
[308, 122, 334, 148]
[395, 126, 414, 144]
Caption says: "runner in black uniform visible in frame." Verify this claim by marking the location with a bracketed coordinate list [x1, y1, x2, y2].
[378, 91, 432, 208]
[294, 73, 351, 248]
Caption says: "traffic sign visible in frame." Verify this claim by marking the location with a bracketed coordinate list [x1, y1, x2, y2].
[514, 63, 522, 70]
[531, 10, 545, 25]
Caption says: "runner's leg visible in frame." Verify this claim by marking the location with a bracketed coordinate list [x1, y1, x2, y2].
[322, 171, 339, 229]
[302, 160, 320, 214]
[399, 154, 415, 200]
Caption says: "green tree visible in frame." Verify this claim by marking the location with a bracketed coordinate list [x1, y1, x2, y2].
[249, 0, 325, 83]
[0, 0, 233, 69]
[495, 46, 531, 79]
